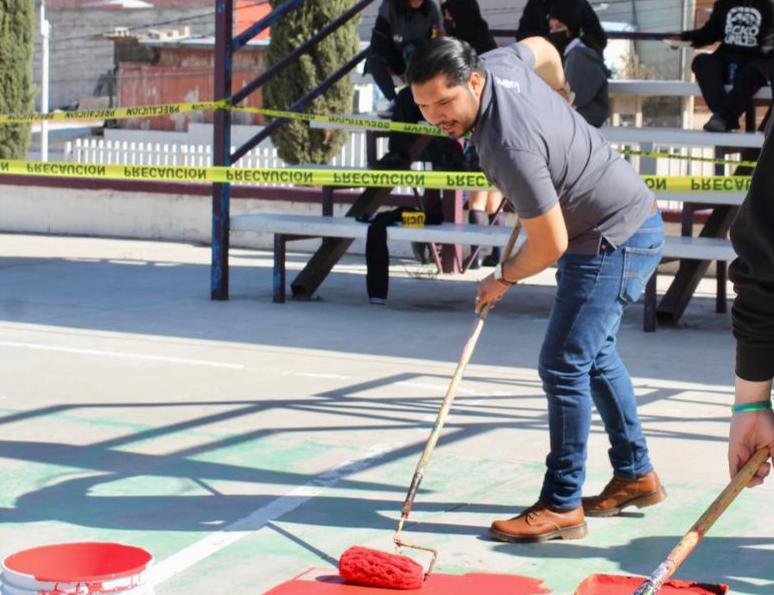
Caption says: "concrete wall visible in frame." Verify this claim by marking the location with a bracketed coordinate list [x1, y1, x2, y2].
[0, 183, 420, 257]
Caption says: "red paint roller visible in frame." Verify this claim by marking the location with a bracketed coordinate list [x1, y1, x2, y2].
[339, 546, 424, 590]
[338, 224, 523, 590]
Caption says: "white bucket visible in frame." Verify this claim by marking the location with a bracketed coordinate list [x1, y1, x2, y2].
[1, 542, 154, 595]
[1, 581, 153, 595]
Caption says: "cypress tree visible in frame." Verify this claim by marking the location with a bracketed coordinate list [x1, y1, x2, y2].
[264, 1, 359, 165]
[0, 0, 35, 159]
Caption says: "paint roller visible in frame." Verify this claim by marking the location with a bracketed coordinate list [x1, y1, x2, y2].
[338, 222, 522, 590]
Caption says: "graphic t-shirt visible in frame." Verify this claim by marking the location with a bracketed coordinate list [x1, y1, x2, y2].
[682, 0, 771, 55]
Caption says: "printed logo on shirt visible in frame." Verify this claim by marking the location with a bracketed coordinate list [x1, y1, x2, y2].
[725, 7, 762, 47]
[494, 76, 521, 92]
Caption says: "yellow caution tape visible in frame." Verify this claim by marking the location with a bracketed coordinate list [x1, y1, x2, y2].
[0, 101, 229, 124]
[620, 149, 758, 168]
[0, 159, 753, 192]
[232, 105, 447, 137]
[0, 98, 447, 137]
[0, 99, 761, 166]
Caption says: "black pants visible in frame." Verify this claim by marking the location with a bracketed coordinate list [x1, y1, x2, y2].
[366, 51, 401, 102]
[692, 50, 768, 129]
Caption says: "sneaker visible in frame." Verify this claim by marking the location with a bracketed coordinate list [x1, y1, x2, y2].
[703, 114, 729, 133]
[481, 253, 500, 267]
[376, 99, 397, 119]
[490, 501, 587, 543]
[582, 471, 667, 517]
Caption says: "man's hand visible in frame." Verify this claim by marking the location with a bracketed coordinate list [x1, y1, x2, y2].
[728, 410, 774, 486]
[729, 377, 774, 486]
[475, 275, 511, 313]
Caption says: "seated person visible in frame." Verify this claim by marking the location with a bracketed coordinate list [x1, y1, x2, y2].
[442, 0, 497, 55]
[367, 0, 443, 117]
[671, 0, 771, 131]
[516, 0, 607, 56]
[547, 0, 610, 127]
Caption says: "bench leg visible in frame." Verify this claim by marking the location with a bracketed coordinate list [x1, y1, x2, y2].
[716, 260, 727, 314]
[322, 186, 334, 217]
[643, 272, 657, 332]
[273, 233, 286, 304]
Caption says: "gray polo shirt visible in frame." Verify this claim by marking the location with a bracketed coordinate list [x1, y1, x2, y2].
[471, 43, 653, 254]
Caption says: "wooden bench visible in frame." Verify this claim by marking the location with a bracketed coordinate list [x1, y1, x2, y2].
[608, 79, 771, 130]
[231, 212, 737, 331]
[609, 79, 772, 100]
[232, 212, 523, 303]
[603, 125, 764, 149]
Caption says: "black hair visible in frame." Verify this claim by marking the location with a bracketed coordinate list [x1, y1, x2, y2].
[549, 0, 582, 38]
[406, 37, 484, 87]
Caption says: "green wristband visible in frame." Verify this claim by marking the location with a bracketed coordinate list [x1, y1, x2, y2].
[731, 400, 773, 414]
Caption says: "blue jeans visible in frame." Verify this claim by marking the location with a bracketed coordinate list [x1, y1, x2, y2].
[538, 211, 664, 510]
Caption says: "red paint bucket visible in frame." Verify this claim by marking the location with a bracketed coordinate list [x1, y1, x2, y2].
[1, 542, 153, 594]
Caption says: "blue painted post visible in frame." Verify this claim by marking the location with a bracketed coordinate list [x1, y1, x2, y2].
[211, 0, 233, 300]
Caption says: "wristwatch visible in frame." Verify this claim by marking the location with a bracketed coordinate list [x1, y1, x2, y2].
[493, 263, 515, 286]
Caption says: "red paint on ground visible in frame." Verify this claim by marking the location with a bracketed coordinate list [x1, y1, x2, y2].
[265, 568, 550, 594]
[575, 574, 728, 594]
[3, 542, 152, 582]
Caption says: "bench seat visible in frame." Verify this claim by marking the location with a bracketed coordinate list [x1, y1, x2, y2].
[232, 213, 736, 331]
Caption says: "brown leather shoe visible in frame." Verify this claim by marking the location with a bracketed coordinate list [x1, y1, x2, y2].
[582, 471, 667, 517]
[489, 502, 587, 543]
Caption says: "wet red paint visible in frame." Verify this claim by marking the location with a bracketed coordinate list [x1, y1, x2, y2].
[3, 542, 152, 582]
[575, 574, 728, 594]
[265, 568, 550, 594]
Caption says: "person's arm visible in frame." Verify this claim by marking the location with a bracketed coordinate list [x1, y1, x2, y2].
[565, 51, 606, 109]
[475, 149, 567, 311]
[517, 36, 570, 99]
[371, 14, 404, 73]
[476, 203, 567, 311]
[516, 0, 547, 41]
[680, 1, 725, 47]
[727, 106, 774, 486]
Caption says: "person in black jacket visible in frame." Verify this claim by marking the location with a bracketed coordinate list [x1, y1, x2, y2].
[547, 0, 610, 127]
[442, 0, 497, 54]
[516, 0, 607, 56]
[672, 0, 772, 132]
[367, 0, 443, 115]
[728, 118, 774, 486]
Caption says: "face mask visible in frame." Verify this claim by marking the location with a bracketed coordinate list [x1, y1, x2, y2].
[548, 30, 571, 54]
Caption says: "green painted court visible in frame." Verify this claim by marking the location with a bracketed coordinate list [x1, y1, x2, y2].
[1, 234, 771, 594]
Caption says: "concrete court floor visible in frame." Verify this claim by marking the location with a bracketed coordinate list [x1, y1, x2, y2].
[0, 232, 772, 595]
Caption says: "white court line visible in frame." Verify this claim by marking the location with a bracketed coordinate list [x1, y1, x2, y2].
[284, 371, 353, 380]
[0, 341, 245, 370]
[146, 441, 402, 587]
